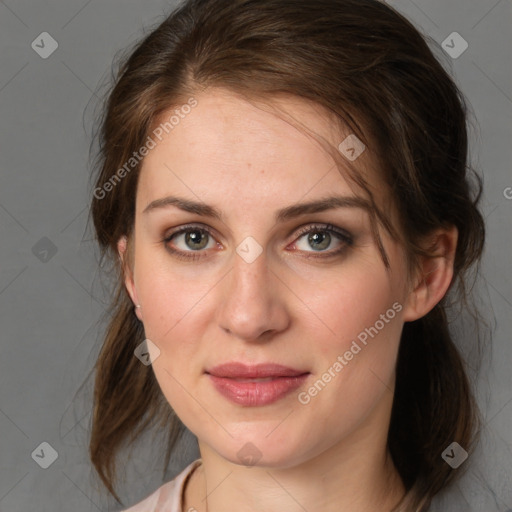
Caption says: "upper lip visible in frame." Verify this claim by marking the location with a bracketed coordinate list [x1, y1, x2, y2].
[206, 362, 308, 379]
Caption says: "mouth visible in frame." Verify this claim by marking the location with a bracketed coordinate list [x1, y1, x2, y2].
[206, 362, 308, 379]
[228, 377, 283, 382]
[205, 362, 310, 406]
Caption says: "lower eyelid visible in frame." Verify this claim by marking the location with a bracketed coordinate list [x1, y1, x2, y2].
[163, 224, 354, 256]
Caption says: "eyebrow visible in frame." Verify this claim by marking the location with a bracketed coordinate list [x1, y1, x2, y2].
[142, 194, 371, 223]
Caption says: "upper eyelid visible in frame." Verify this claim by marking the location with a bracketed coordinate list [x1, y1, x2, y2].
[163, 223, 218, 241]
[163, 222, 353, 245]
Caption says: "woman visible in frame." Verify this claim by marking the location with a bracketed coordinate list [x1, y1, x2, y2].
[88, 0, 485, 510]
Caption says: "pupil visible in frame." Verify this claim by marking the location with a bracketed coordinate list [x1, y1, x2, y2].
[186, 230, 207, 250]
[309, 231, 330, 251]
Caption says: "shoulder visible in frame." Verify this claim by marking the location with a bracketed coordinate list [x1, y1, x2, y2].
[121, 459, 202, 512]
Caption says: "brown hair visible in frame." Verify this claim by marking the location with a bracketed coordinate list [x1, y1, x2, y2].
[88, 0, 486, 510]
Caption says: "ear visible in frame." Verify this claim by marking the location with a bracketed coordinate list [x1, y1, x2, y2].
[402, 225, 458, 322]
[118, 236, 143, 321]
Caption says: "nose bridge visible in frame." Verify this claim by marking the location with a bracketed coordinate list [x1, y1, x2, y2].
[228, 232, 271, 298]
[232, 244, 268, 296]
[216, 242, 287, 340]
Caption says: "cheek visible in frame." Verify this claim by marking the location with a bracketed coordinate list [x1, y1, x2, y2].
[297, 263, 404, 417]
[293, 261, 400, 357]
[134, 254, 211, 343]
[134, 258, 209, 414]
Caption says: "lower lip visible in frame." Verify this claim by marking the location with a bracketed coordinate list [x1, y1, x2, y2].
[207, 374, 309, 406]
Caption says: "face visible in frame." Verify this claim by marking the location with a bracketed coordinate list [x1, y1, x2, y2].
[121, 87, 413, 468]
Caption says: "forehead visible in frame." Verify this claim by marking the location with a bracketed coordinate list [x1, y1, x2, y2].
[137, 88, 380, 214]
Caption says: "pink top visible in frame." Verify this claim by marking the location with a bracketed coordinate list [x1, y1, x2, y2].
[122, 459, 202, 512]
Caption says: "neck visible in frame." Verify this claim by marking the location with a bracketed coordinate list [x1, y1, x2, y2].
[184, 397, 406, 512]
[191, 450, 404, 512]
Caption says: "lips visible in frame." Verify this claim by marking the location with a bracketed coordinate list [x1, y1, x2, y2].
[206, 362, 307, 379]
[205, 362, 310, 406]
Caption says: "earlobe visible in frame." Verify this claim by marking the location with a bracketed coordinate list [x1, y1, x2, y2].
[402, 226, 458, 322]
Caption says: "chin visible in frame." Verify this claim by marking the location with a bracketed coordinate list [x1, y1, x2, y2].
[211, 433, 314, 470]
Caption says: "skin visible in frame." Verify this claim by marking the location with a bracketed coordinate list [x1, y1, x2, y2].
[118, 87, 458, 512]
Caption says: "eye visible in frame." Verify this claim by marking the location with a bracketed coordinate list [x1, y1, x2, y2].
[162, 222, 353, 261]
[290, 223, 353, 258]
[162, 224, 219, 261]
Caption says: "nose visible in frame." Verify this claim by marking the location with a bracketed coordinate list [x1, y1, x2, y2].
[216, 245, 290, 342]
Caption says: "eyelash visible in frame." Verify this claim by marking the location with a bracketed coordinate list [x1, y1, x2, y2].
[162, 223, 353, 261]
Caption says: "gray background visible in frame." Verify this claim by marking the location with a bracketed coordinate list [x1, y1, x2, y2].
[0, 0, 511, 510]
